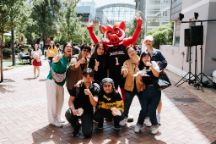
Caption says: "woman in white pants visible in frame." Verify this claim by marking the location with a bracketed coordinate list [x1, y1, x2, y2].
[46, 42, 73, 127]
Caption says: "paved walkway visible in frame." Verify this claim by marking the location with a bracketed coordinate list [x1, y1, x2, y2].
[0, 60, 216, 144]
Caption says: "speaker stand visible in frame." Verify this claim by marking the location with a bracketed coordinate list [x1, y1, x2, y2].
[175, 72, 196, 87]
[175, 46, 196, 87]
[196, 44, 213, 87]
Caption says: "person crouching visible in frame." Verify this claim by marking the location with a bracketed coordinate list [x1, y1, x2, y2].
[65, 68, 100, 138]
[94, 78, 124, 131]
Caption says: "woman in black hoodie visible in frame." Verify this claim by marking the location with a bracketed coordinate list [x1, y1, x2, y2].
[89, 43, 107, 84]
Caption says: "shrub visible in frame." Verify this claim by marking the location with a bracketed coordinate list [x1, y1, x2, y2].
[3, 48, 12, 58]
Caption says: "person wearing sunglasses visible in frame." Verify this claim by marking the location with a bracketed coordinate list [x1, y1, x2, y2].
[66, 44, 91, 96]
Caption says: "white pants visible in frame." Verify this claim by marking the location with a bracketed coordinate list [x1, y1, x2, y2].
[46, 79, 64, 124]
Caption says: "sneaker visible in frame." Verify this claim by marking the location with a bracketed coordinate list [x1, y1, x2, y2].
[151, 125, 159, 134]
[144, 117, 152, 127]
[51, 121, 64, 128]
[134, 124, 142, 133]
[97, 122, 103, 130]
[57, 117, 65, 123]
[119, 118, 127, 126]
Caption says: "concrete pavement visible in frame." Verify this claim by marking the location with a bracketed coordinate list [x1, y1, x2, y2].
[0, 59, 216, 144]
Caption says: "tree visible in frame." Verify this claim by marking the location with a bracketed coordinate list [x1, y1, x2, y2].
[147, 22, 173, 49]
[0, 0, 28, 81]
[26, 0, 61, 44]
[126, 19, 145, 45]
[56, 1, 91, 45]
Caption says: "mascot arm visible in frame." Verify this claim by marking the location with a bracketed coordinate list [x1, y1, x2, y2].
[87, 25, 99, 44]
[123, 17, 142, 47]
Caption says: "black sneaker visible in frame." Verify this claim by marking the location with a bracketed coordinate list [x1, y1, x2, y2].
[97, 122, 103, 130]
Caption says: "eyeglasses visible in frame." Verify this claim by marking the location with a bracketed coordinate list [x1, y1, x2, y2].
[103, 84, 112, 87]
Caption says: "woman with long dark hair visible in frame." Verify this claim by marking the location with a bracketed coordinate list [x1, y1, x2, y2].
[88, 43, 107, 84]
[134, 52, 161, 134]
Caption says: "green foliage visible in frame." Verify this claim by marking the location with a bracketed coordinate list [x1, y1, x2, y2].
[55, 1, 91, 44]
[126, 19, 145, 44]
[27, 0, 61, 42]
[147, 22, 173, 49]
[3, 48, 12, 58]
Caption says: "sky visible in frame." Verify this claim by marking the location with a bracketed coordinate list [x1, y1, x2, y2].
[79, 0, 135, 8]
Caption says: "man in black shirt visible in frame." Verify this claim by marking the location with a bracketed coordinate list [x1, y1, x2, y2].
[65, 68, 100, 138]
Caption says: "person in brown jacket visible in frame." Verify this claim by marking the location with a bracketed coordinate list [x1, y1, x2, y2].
[66, 45, 91, 96]
[119, 45, 144, 126]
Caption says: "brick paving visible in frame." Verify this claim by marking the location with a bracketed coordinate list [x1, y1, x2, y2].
[0, 60, 216, 144]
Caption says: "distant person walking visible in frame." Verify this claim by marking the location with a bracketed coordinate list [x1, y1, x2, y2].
[31, 43, 42, 78]
[47, 40, 58, 66]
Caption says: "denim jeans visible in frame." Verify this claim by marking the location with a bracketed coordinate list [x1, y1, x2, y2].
[65, 108, 93, 137]
[137, 85, 161, 126]
[122, 90, 142, 118]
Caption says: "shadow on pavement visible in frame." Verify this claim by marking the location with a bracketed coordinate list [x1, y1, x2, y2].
[32, 123, 167, 144]
[3, 78, 16, 82]
[0, 84, 15, 94]
[38, 78, 47, 82]
[24, 77, 37, 81]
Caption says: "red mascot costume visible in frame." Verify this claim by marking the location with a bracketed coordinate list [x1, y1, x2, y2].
[87, 17, 142, 100]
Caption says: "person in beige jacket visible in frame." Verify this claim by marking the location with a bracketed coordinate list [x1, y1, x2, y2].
[120, 46, 144, 126]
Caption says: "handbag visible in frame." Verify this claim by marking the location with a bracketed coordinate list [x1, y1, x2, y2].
[157, 71, 171, 90]
[51, 69, 66, 83]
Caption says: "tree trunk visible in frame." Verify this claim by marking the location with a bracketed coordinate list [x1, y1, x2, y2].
[0, 33, 3, 82]
[11, 29, 15, 66]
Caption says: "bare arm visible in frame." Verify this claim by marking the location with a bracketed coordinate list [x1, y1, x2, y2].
[68, 96, 78, 115]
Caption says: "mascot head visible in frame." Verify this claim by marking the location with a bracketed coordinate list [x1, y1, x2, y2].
[100, 21, 126, 45]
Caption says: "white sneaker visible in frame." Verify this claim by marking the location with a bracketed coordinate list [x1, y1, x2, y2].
[51, 121, 64, 127]
[57, 117, 65, 123]
[134, 124, 142, 133]
[151, 125, 159, 134]
[144, 117, 152, 127]
[119, 118, 127, 126]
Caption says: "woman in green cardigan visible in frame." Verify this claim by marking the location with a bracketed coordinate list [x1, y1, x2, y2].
[46, 42, 73, 127]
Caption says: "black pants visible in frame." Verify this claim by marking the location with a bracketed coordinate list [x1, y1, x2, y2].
[123, 90, 142, 118]
[94, 109, 122, 127]
[48, 57, 53, 66]
[65, 108, 93, 137]
[137, 85, 161, 126]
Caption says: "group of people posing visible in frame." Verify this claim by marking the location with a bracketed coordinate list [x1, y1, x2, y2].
[45, 35, 167, 138]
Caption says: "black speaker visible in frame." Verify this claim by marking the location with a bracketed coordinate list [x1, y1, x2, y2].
[184, 28, 191, 47]
[190, 25, 203, 46]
